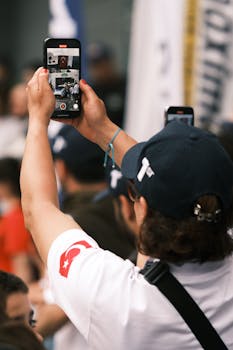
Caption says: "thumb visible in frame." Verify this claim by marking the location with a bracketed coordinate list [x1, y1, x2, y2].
[38, 68, 50, 90]
[27, 67, 44, 92]
[80, 79, 98, 101]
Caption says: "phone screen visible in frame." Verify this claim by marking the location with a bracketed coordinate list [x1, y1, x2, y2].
[46, 45, 80, 117]
[166, 114, 193, 126]
[165, 107, 194, 126]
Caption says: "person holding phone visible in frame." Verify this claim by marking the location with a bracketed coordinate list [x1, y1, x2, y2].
[20, 68, 233, 349]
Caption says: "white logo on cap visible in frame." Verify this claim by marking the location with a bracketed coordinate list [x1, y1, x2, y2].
[110, 169, 122, 189]
[53, 136, 67, 153]
[137, 157, 155, 182]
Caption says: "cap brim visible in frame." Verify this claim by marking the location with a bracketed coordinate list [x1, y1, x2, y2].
[92, 188, 111, 203]
[121, 142, 146, 179]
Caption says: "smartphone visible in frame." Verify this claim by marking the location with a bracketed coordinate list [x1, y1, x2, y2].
[44, 38, 81, 118]
[164, 106, 194, 126]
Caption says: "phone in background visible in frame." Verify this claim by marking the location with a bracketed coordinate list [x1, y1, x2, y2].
[44, 38, 81, 118]
[164, 106, 194, 126]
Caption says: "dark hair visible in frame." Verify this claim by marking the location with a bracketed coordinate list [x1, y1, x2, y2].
[0, 271, 28, 296]
[0, 158, 21, 197]
[0, 321, 46, 350]
[0, 289, 8, 324]
[138, 195, 233, 263]
[68, 159, 106, 183]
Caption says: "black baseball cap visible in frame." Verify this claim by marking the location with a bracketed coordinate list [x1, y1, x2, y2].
[52, 126, 105, 182]
[121, 121, 233, 219]
[107, 165, 129, 198]
[93, 165, 129, 203]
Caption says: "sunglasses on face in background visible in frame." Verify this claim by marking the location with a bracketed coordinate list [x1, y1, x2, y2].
[29, 308, 37, 328]
[127, 180, 141, 202]
[12, 309, 36, 328]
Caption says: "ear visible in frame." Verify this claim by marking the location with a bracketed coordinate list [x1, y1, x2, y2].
[118, 195, 139, 235]
[134, 196, 148, 227]
[119, 195, 134, 220]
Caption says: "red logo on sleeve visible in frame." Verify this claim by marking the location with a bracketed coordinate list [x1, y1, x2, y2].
[59, 240, 92, 278]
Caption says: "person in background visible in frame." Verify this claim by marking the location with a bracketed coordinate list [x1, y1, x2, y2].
[0, 60, 40, 159]
[0, 271, 35, 327]
[87, 42, 126, 127]
[106, 166, 148, 267]
[0, 288, 8, 324]
[0, 271, 46, 348]
[0, 158, 38, 283]
[8, 83, 28, 119]
[0, 321, 46, 350]
[0, 83, 28, 159]
[0, 56, 11, 116]
[107, 166, 138, 236]
[0, 57, 26, 158]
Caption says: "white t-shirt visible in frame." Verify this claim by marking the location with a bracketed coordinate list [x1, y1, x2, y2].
[53, 321, 83, 350]
[40, 274, 83, 350]
[47, 229, 233, 350]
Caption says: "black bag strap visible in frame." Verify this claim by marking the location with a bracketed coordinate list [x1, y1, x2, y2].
[142, 261, 228, 350]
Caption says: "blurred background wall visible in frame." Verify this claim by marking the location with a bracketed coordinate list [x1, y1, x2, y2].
[1, 0, 233, 136]
[0, 0, 132, 83]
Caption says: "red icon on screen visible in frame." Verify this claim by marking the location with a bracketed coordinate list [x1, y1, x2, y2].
[60, 103, 66, 110]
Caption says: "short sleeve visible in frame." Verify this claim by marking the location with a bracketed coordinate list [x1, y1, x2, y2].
[47, 228, 138, 343]
[47, 229, 100, 339]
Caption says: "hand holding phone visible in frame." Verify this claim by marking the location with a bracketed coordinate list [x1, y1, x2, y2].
[44, 38, 81, 119]
[164, 106, 194, 126]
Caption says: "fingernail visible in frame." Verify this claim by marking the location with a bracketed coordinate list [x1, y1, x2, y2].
[43, 68, 48, 73]
[81, 79, 87, 84]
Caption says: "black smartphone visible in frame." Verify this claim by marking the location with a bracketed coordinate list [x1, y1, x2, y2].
[44, 38, 81, 118]
[164, 106, 194, 126]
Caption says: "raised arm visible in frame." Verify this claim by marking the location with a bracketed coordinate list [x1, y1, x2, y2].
[20, 68, 136, 263]
[20, 68, 79, 262]
[71, 80, 137, 167]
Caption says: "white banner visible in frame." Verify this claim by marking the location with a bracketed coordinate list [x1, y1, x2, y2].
[125, 0, 185, 141]
[193, 0, 233, 128]
[49, 0, 77, 38]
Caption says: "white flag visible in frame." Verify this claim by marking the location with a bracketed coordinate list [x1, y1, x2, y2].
[193, 0, 233, 128]
[125, 0, 185, 141]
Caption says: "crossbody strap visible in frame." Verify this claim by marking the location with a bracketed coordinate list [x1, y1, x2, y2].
[142, 261, 228, 350]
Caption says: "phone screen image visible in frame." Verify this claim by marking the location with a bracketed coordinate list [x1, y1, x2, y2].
[47, 47, 80, 116]
[166, 113, 194, 126]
